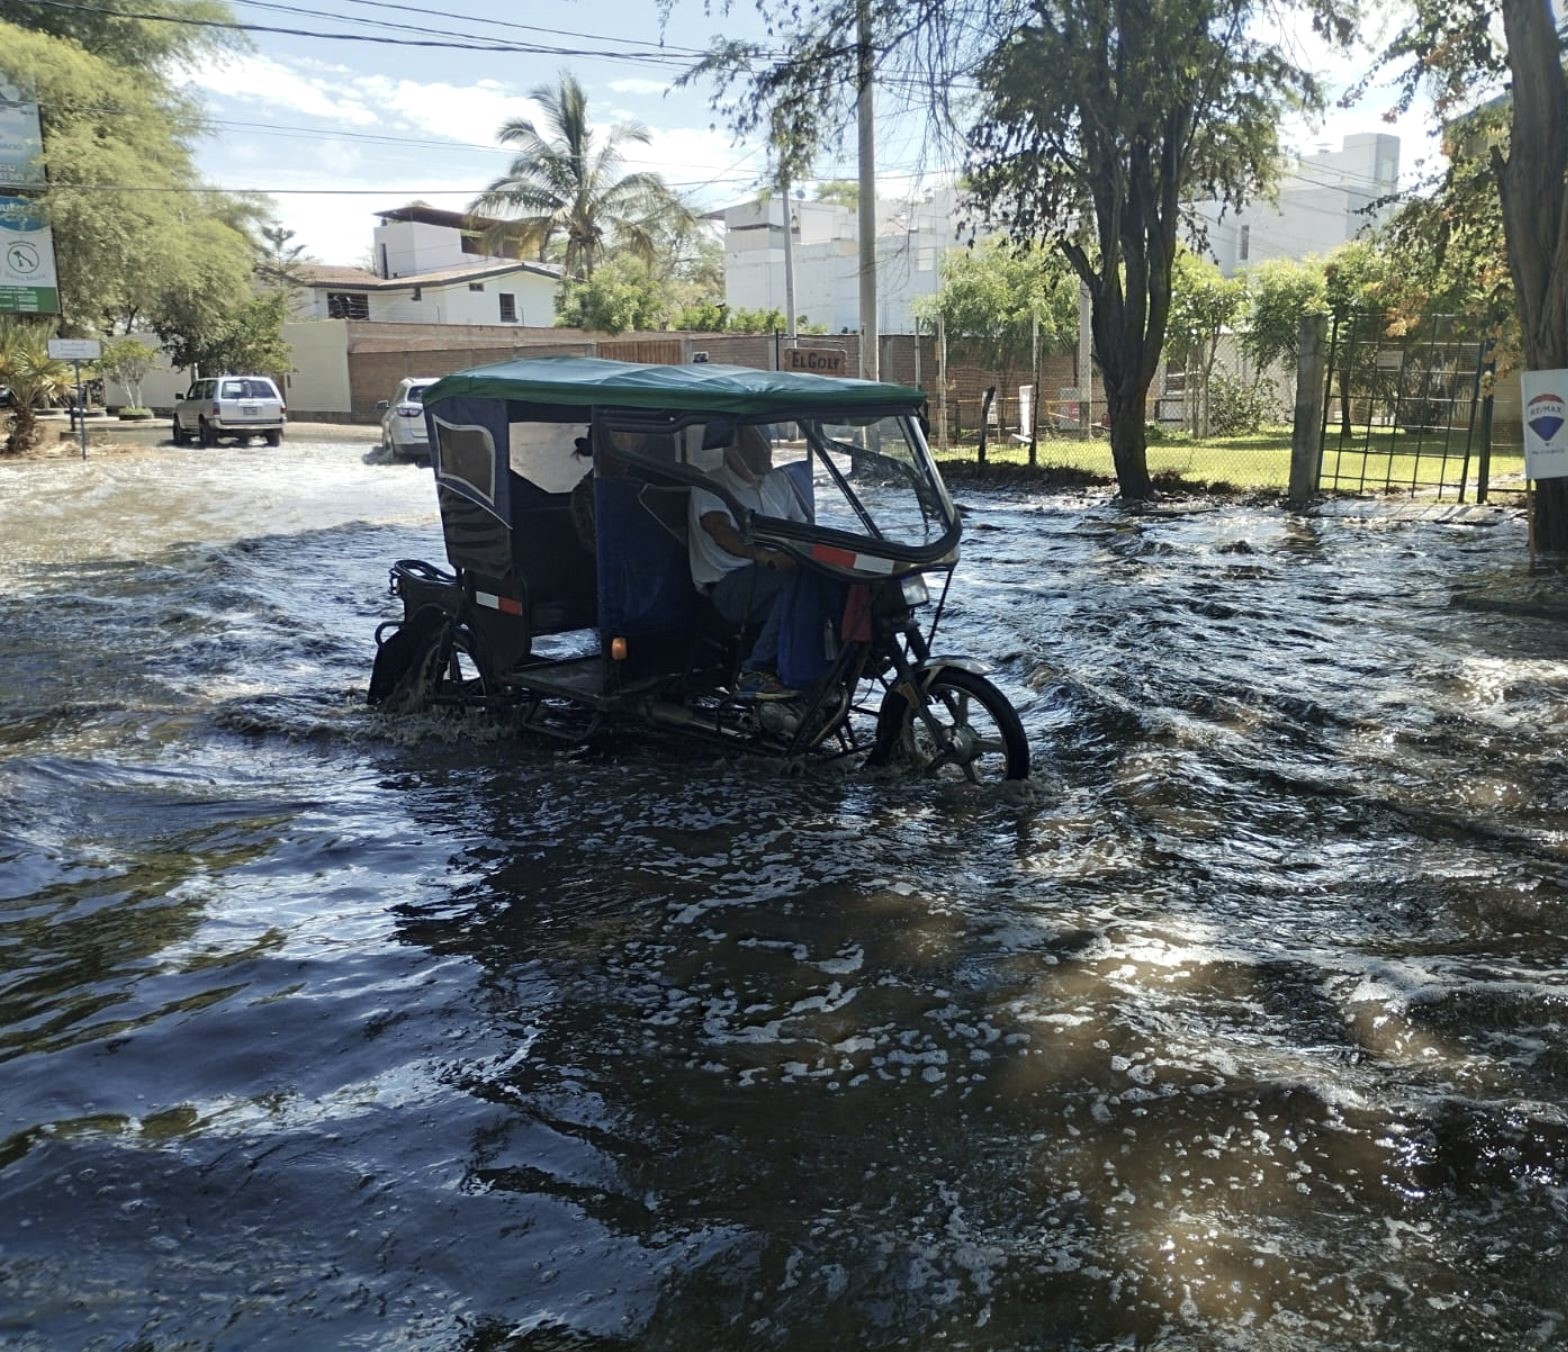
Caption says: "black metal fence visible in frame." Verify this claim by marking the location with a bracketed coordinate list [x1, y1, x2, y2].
[1319, 312, 1507, 502]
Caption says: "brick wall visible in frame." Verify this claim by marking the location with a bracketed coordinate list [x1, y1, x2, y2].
[332, 320, 1091, 428]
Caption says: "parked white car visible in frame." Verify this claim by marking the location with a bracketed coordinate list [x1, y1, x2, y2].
[173, 375, 286, 446]
[378, 378, 437, 460]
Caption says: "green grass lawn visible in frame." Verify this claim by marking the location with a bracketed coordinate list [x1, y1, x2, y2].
[933, 424, 1527, 497]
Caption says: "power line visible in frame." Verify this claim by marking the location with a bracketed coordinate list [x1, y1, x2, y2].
[318, 0, 719, 56]
[20, 0, 703, 65]
[229, 0, 692, 61]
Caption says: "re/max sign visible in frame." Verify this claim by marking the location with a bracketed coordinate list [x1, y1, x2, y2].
[784, 347, 845, 375]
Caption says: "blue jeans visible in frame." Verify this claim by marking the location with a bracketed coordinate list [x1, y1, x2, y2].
[710, 564, 791, 671]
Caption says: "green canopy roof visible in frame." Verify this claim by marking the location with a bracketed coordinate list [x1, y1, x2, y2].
[422, 355, 925, 418]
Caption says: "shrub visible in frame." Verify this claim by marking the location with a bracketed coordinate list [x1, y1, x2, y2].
[1208, 372, 1278, 435]
[117, 407, 154, 420]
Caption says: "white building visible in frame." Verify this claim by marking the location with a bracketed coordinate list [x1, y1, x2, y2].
[713, 134, 1398, 334]
[292, 204, 562, 327]
[1193, 134, 1400, 275]
[710, 187, 960, 335]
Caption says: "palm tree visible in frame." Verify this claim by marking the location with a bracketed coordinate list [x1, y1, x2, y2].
[471, 72, 694, 281]
[0, 318, 73, 455]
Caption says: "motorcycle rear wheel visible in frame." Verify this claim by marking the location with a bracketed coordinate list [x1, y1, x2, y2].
[375, 617, 495, 717]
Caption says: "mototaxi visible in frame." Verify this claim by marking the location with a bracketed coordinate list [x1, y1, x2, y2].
[367, 356, 1029, 783]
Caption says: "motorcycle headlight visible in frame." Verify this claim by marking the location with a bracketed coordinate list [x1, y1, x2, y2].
[900, 573, 930, 606]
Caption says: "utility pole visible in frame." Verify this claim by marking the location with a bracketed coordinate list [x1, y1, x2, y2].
[1077, 280, 1094, 437]
[935, 311, 948, 454]
[1029, 313, 1040, 466]
[781, 167, 797, 341]
[856, 0, 877, 382]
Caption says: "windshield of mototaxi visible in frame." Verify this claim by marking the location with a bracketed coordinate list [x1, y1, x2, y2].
[786, 413, 956, 550]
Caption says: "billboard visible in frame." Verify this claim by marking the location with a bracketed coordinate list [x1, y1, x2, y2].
[0, 195, 60, 314]
[1520, 370, 1568, 482]
[0, 79, 45, 187]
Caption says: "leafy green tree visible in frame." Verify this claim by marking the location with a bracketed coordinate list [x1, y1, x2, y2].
[1, 15, 259, 335]
[256, 224, 311, 293]
[813, 180, 859, 209]
[162, 289, 292, 379]
[556, 255, 671, 333]
[965, 0, 1347, 495]
[1241, 257, 1326, 372]
[0, 317, 72, 453]
[1317, 240, 1402, 437]
[99, 336, 159, 409]
[473, 72, 695, 281]
[686, 0, 1351, 499]
[2, 0, 238, 69]
[644, 214, 725, 316]
[142, 211, 261, 368]
[916, 240, 1077, 442]
[1164, 250, 1247, 434]
[672, 300, 729, 332]
[668, 302, 788, 333]
[726, 306, 787, 333]
[1379, 0, 1568, 545]
[1377, 105, 1515, 365]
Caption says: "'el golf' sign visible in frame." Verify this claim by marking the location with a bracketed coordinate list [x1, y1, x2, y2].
[784, 347, 846, 375]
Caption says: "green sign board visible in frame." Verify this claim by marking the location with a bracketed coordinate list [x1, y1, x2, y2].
[0, 80, 45, 188]
[0, 194, 58, 315]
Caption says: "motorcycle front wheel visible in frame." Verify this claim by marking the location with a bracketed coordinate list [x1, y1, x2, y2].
[872, 667, 1029, 783]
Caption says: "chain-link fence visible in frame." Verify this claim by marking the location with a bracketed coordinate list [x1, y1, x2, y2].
[929, 331, 1298, 489]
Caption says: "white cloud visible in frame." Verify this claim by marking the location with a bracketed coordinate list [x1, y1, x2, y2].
[623, 126, 765, 199]
[188, 53, 768, 262]
[609, 78, 672, 96]
[188, 53, 383, 127]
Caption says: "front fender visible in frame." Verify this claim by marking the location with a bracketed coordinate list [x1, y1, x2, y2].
[910, 654, 993, 681]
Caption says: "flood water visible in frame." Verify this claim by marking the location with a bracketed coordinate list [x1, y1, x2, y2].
[3, 440, 1567, 1350]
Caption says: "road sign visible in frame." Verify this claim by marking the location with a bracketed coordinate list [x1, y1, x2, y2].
[784, 347, 846, 375]
[48, 338, 101, 361]
[0, 195, 58, 314]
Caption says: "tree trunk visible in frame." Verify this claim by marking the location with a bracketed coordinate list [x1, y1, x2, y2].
[6, 404, 39, 455]
[1499, 0, 1568, 549]
[1107, 377, 1153, 498]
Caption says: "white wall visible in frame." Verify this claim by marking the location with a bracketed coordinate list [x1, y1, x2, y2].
[103, 322, 351, 416]
[281, 319, 351, 415]
[298, 271, 559, 327]
[375, 218, 468, 278]
[371, 273, 558, 326]
[1193, 134, 1400, 275]
[719, 187, 956, 334]
[103, 350, 189, 411]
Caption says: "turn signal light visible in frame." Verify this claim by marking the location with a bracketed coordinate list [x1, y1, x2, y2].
[611, 636, 628, 661]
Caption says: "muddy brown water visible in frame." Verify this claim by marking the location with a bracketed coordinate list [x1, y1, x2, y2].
[2, 441, 1566, 1349]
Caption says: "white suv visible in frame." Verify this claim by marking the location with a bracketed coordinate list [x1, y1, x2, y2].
[378, 378, 436, 461]
[174, 375, 286, 446]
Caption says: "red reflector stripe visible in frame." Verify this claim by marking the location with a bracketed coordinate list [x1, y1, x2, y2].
[810, 544, 858, 568]
[475, 591, 524, 616]
[808, 544, 898, 575]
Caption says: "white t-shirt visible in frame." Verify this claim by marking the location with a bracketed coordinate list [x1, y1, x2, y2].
[688, 464, 808, 588]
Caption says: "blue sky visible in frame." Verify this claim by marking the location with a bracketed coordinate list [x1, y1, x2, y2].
[184, 0, 1442, 266]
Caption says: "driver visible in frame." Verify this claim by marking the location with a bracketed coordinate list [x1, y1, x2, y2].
[688, 424, 809, 700]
